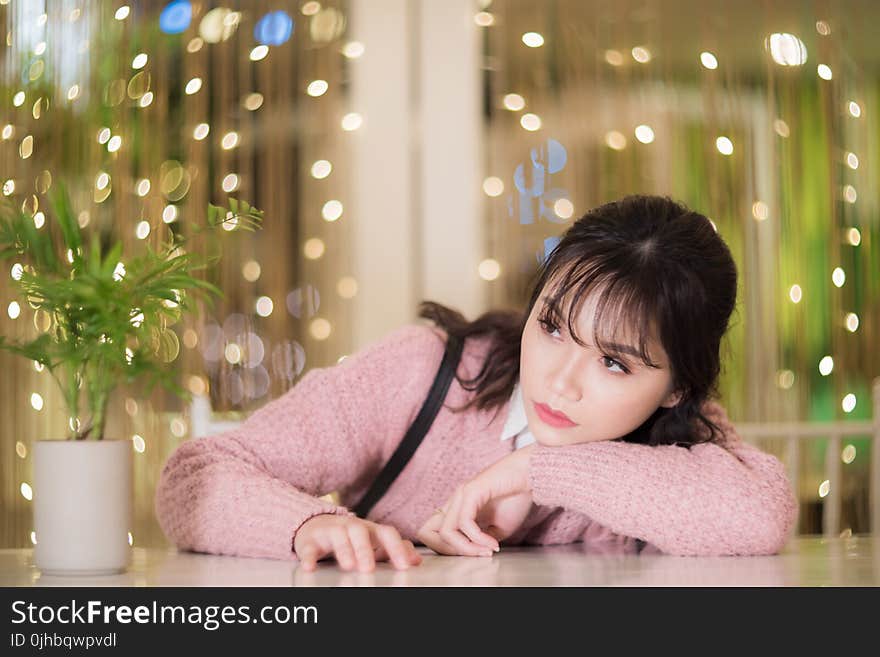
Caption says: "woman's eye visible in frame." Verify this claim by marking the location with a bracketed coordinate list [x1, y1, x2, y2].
[538, 318, 561, 338]
[602, 356, 628, 375]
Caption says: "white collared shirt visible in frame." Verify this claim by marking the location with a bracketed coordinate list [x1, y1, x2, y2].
[499, 380, 537, 450]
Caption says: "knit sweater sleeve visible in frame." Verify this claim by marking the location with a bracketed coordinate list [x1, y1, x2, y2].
[154, 324, 436, 561]
[526, 401, 799, 556]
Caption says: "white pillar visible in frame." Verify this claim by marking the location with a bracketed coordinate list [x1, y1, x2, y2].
[417, 0, 485, 321]
[349, 0, 484, 348]
[350, 0, 415, 346]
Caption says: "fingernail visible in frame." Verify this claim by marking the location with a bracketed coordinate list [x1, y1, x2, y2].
[493, 546, 500, 552]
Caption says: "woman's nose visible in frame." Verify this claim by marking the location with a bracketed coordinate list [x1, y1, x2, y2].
[547, 358, 583, 402]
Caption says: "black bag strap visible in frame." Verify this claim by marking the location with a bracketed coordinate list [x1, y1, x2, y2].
[352, 332, 464, 519]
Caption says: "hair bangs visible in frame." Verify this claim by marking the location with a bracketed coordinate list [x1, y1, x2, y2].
[540, 258, 663, 370]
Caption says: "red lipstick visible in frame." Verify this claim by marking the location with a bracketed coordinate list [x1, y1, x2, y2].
[533, 402, 578, 428]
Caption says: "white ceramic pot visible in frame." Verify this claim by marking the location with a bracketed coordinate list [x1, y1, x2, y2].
[33, 439, 132, 576]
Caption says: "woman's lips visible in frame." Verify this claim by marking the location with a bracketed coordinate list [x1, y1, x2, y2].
[533, 401, 578, 428]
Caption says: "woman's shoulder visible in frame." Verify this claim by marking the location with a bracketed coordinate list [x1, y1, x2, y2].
[356, 322, 493, 379]
[345, 323, 446, 367]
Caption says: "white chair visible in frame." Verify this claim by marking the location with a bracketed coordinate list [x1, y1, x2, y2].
[735, 377, 880, 536]
[189, 393, 245, 439]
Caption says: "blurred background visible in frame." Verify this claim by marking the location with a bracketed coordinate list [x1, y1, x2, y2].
[1, 0, 878, 548]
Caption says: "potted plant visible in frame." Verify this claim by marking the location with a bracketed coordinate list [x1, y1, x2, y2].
[0, 182, 263, 575]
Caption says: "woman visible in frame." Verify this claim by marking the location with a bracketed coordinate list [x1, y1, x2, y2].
[155, 195, 797, 572]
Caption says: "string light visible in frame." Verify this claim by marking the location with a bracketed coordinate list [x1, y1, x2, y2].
[307, 80, 329, 97]
[817, 64, 833, 80]
[242, 260, 261, 282]
[605, 131, 627, 150]
[250, 45, 269, 61]
[222, 174, 240, 192]
[503, 93, 525, 111]
[766, 33, 807, 66]
[751, 201, 769, 221]
[193, 123, 210, 140]
[341, 113, 363, 131]
[700, 51, 718, 69]
[244, 93, 264, 111]
[554, 198, 574, 219]
[342, 41, 365, 58]
[845, 313, 859, 332]
[221, 132, 239, 150]
[819, 356, 834, 376]
[716, 136, 733, 155]
[522, 32, 544, 48]
[303, 238, 325, 259]
[789, 284, 802, 303]
[322, 200, 343, 221]
[832, 267, 845, 287]
[311, 160, 332, 179]
[631, 46, 651, 63]
[301, 1, 321, 15]
[337, 277, 358, 299]
[478, 259, 501, 281]
[474, 12, 494, 27]
[604, 50, 624, 66]
[482, 177, 504, 197]
[255, 296, 274, 317]
[520, 113, 541, 131]
[634, 124, 654, 144]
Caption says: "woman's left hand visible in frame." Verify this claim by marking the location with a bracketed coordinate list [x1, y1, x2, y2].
[417, 444, 536, 556]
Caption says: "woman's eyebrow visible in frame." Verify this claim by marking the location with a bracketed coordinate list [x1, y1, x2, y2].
[540, 295, 642, 359]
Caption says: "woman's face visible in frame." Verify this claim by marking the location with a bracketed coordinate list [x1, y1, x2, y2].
[519, 284, 681, 447]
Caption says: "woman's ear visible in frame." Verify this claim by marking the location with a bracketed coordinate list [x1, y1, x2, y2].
[660, 388, 682, 409]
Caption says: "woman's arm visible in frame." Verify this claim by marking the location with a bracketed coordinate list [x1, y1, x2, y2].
[527, 402, 799, 556]
[154, 325, 439, 561]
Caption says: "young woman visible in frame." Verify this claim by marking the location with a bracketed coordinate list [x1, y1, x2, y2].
[155, 195, 797, 572]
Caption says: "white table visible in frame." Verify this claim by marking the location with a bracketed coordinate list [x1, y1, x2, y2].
[1, 536, 876, 587]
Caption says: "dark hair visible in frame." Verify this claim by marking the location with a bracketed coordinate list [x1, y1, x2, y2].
[418, 194, 739, 447]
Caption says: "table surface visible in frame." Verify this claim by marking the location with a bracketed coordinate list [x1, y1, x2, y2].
[1, 536, 877, 587]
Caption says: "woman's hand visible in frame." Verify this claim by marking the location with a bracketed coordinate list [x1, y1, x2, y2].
[416, 444, 536, 556]
[293, 514, 423, 572]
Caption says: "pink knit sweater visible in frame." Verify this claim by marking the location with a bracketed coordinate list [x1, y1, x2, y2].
[155, 324, 799, 560]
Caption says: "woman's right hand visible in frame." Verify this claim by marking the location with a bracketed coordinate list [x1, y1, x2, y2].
[293, 514, 423, 572]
